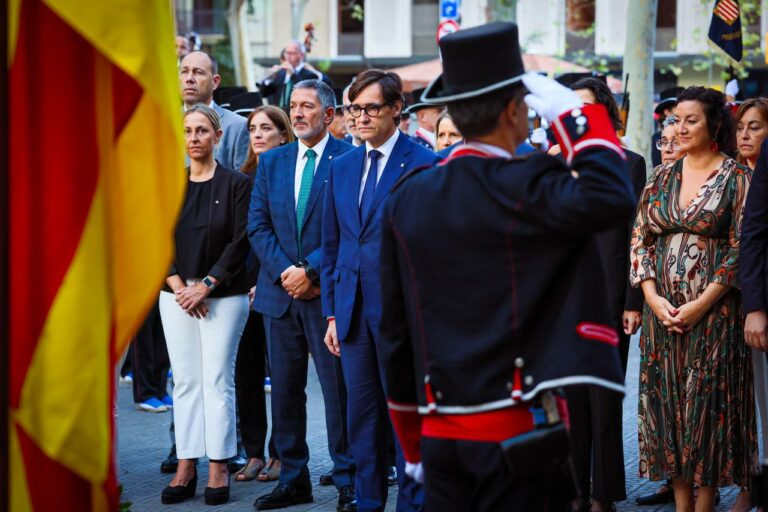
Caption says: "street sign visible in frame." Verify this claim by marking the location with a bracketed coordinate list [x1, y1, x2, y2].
[440, 0, 460, 20]
[437, 19, 460, 42]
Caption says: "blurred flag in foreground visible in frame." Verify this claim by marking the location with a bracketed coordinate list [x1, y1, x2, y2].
[708, 0, 743, 67]
[8, 0, 185, 509]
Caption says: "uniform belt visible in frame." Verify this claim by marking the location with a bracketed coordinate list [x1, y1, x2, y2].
[421, 404, 534, 443]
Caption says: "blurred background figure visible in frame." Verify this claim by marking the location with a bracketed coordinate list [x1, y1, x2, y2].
[403, 87, 443, 150]
[329, 88, 348, 140]
[176, 34, 190, 61]
[257, 41, 331, 110]
[651, 87, 684, 168]
[435, 110, 462, 151]
[342, 82, 362, 147]
[233, 105, 296, 485]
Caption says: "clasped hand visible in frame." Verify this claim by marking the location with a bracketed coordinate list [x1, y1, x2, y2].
[648, 295, 708, 334]
[281, 265, 320, 300]
[175, 283, 210, 319]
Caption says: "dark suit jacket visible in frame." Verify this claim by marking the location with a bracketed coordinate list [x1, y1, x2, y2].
[380, 146, 636, 412]
[258, 67, 332, 107]
[741, 139, 768, 313]
[248, 135, 355, 318]
[167, 163, 252, 297]
[594, 149, 647, 317]
[321, 132, 440, 342]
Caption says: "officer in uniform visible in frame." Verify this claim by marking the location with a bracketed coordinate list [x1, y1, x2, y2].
[378, 22, 636, 511]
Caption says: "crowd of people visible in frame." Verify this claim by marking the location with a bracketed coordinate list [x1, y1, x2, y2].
[117, 20, 768, 512]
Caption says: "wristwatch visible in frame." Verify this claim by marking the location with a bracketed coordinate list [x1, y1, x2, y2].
[299, 260, 319, 282]
[202, 276, 217, 290]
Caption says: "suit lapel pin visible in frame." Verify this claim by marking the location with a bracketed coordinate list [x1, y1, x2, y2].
[328, 155, 333, 159]
[215, 200, 220, 204]
[400, 163, 405, 168]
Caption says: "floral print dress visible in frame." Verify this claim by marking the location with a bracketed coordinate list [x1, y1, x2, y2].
[630, 157, 757, 487]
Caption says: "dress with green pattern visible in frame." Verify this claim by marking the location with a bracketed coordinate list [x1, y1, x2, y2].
[629, 157, 757, 487]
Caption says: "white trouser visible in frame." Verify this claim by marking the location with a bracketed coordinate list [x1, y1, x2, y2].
[159, 290, 249, 460]
[753, 347, 768, 464]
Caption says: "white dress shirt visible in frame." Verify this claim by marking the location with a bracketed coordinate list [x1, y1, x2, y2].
[460, 141, 513, 159]
[294, 132, 330, 207]
[359, 129, 401, 204]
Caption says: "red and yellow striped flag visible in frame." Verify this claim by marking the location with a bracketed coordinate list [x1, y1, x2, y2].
[8, 0, 185, 509]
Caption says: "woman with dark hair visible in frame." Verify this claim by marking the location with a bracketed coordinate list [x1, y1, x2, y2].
[233, 105, 294, 483]
[631, 86, 757, 512]
[565, 77, 647, 512]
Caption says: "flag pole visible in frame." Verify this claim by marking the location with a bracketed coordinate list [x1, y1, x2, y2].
[0, 0, 10, 510]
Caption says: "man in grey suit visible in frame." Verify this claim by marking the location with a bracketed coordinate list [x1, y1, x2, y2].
[180, 51, 249, 171]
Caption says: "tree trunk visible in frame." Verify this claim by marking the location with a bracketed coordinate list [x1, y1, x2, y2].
[622, 0, 657, 177]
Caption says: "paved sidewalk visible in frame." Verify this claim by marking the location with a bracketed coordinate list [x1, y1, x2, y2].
[118, 340, 746, 511]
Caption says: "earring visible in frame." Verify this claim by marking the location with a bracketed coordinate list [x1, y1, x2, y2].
[710, 141, 719, 152]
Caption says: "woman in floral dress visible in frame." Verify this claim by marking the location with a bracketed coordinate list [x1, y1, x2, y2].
[630, 86, 757, 512]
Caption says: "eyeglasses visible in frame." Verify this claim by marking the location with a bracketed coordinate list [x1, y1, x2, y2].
[655, 138, 681, 151]
[346, 103, 389, 118]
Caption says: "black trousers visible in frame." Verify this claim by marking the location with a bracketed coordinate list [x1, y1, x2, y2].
[235, 309, 274, 460]
[566, 384, 626, 503]
[130, 301, 170, 403]
[422, 436, 571, 512]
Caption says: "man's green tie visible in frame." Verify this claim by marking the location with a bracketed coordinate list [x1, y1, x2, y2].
[281, 78, 294, 109]
[296, 148, 317, 256]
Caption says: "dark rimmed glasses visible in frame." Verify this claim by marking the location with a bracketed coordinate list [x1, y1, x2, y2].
[346, 103, 390, 118]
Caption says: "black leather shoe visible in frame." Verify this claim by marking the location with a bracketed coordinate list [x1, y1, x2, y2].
[161, 469, 197, 504]
[228, 455, 247, 474]
[204, 474, 230, 506]
[319, 472, 334, 486]
[254, 483, 313, 510]
[160, 445, 178, 474]
[387, 466, 397, 486]
[635, 484, 674, 505]
[337, 485, 357, 512]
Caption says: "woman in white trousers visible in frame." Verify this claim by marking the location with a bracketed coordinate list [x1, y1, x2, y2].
[160, 104, 252, 506]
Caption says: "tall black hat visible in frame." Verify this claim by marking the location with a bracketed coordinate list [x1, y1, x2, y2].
[421, 22, 525, 104]
[654, 86, 684, 115]
[555, 72, 607, 88]
[333, 87, 345, 111]
[403, 88, 442, 114]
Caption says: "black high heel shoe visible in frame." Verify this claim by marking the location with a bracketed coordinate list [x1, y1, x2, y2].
[204, 462, 230, 506]
[161, 467, 197, 504]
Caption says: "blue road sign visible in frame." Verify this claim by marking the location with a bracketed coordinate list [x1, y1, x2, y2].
[440, 0, 460, 20]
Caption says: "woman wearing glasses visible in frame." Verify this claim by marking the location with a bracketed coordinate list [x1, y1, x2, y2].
[657, 116, 686, 165]
[631, 87, 757, 512]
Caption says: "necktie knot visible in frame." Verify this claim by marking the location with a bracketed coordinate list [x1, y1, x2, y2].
[305, 148, 317, 161]
[368, 149, 382, 160]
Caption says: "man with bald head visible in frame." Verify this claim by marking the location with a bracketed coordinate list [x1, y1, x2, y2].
[258, 41, 331, 109]
[179, 50, 249, 171]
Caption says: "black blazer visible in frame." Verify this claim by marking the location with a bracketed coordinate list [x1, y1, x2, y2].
[167, 163, 252, 297]
[258, 67, 332, 106]
[379, 146, 636, 413]
[594, 149, 647, 317]
[741, 139, 768, 313]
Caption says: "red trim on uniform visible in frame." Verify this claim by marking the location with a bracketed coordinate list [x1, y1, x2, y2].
[576, 322, 619, 347]
[551, 104, 624, 164]
[388, 407, 423, 463]
[438, 145, 499, 166]
[421, 405, 534, 442]
[511, 367, 523, 400]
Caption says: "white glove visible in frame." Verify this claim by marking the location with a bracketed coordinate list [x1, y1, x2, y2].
[726, 78, 739, 98]
[522, 72, 583, 123]
[529, 127, 550, 150]
[405, 461, 424, 484]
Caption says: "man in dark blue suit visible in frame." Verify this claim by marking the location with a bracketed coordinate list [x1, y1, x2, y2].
[743, 141, 768, 351]
[321, 69, 437, 512]
[248, 79, 356, 511]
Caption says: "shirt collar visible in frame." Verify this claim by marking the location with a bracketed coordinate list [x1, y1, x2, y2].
[365, 128, 400, 159]
[461, 141, 513, 159]
[416, 127, 436, 146]
[298, 131, 331, 161]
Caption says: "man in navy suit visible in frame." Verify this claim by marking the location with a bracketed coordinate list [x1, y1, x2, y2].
[321, 70, 437, 512]
[743, 139, 768, 351]
[248, 79, 356, 511]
